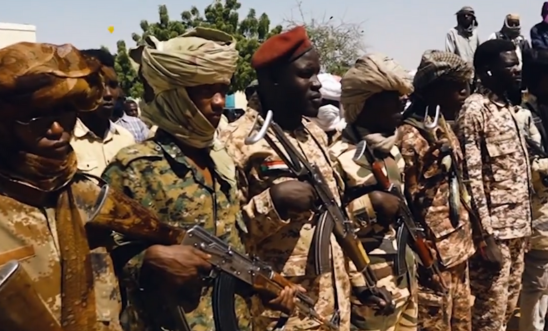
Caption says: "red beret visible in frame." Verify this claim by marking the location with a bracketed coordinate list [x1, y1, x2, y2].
[251, 26, 313, 70]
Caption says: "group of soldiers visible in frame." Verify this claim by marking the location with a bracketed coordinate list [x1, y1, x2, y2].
[0, 13, 544, 331]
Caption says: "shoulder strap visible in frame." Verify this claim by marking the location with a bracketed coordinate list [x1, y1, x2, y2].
[403, 116, 437, 145]
[524, 102, 548, 151]
[383, 155, 401, 185]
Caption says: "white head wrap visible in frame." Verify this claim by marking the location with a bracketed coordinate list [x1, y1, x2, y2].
[307, 73, 346, 132]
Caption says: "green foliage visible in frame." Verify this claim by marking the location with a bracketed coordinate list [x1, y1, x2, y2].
[114, 0, 282, 97]
[114, 40, 143, 98]
[284, 2, 366, 75]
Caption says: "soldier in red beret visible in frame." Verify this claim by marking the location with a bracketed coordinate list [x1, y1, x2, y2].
[221, 26, 392, 331]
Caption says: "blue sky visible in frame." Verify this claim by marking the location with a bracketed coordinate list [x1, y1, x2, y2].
[1, 0, 544, 70]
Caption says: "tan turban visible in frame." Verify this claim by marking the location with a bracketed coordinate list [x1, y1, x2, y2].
[0, 42, 104, 118]
[413, 50, 473, 92]
[129, 27, 238, 149]
[0, 42, 104, 192]
[341, 53, 413, 124]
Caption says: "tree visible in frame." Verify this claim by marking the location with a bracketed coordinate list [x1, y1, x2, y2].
[284, 0, 366, 75]
[114, 40, 143, 98]
[115, 1, 282, 97]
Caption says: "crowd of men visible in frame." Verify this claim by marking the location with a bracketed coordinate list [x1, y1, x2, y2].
[6, 2, 548, 331]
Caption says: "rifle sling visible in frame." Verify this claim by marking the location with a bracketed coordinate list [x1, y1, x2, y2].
[381, 156, 409, 277]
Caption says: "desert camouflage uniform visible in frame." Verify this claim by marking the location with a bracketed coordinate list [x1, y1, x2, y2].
[329, 135, 418, 331]
[515, 99, 548, 331]
[221, 109, 352, 331]
[397, 118, 475, 331]
[102, 131, 250, 331]
[0, 174, 124, 331]
[457, 90, 532, 331]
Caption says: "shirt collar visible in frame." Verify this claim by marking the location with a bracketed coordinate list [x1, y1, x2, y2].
[73, 118, 118, 140]
[478, 86, 510, 108]
[117, 113, 132, 123]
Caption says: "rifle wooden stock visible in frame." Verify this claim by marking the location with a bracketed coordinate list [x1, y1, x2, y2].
[370, 161, 436, 266]
[0, 260, 63, 331]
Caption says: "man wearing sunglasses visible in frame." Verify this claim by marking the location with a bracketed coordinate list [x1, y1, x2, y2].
[0, 42, 133, 331]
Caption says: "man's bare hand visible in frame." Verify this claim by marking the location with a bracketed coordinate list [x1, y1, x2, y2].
[143, 245, 212, 289]
[263, 285, 307, 314]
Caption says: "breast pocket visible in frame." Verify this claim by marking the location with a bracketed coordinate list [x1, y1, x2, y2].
[77, 159, 100, 175]
[485, 134, 520, 204]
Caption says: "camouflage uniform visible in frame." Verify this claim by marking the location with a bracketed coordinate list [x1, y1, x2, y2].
[329, 134, 418, 331]
[0, 174, 124, 331]
[397, 118, 475, 331]
[457, 90, 532, 331]
[221, 109, 352, 331]
[516, 98, 548, 331]
[102, 131, 250, 331]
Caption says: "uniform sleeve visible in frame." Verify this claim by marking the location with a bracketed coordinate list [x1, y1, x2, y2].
[445, 30, 456, 53]
[237, 165, 294, 246]
[102, 162, 148, 287]
[398, 127, 422, 201]
[526, 113, 548, 174]
[328, 146, 374, 288]
[102, 161, 136, 199]
[487, 32, 497, 40]
[457, 102, 493, 235]
[241, 187, 290, 244]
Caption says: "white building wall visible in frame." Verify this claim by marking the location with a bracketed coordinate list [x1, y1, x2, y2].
[233, 91, 247, 109]
[0, 23, 36, 49]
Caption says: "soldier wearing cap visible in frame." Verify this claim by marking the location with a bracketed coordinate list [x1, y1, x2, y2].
[221, 26, 352, 330]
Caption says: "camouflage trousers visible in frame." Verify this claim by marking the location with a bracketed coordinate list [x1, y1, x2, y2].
[350, 289, 417, 331]
[469, 237, 526, 331]
[350, 250, 418, 331]
[519, 249, 548, 331]
[417, 261, 471, 331]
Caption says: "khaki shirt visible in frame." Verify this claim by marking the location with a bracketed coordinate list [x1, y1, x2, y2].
[221, 109, 351, 331]
[457, 91, 532, 240]
[329, 139, 416, 310]
[397, 120, 475, 268]
[0, 176, 124, 331]
[71, 119, 135, 176]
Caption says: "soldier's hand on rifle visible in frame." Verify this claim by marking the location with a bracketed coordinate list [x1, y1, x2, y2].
[354, 286, 396, 316]
[368, 191, 401, 226]
[142, 245, 212, 289]
[480, 235, 503, 269]
[262, 284, 307, 314]
[270, 181, 316, 218]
